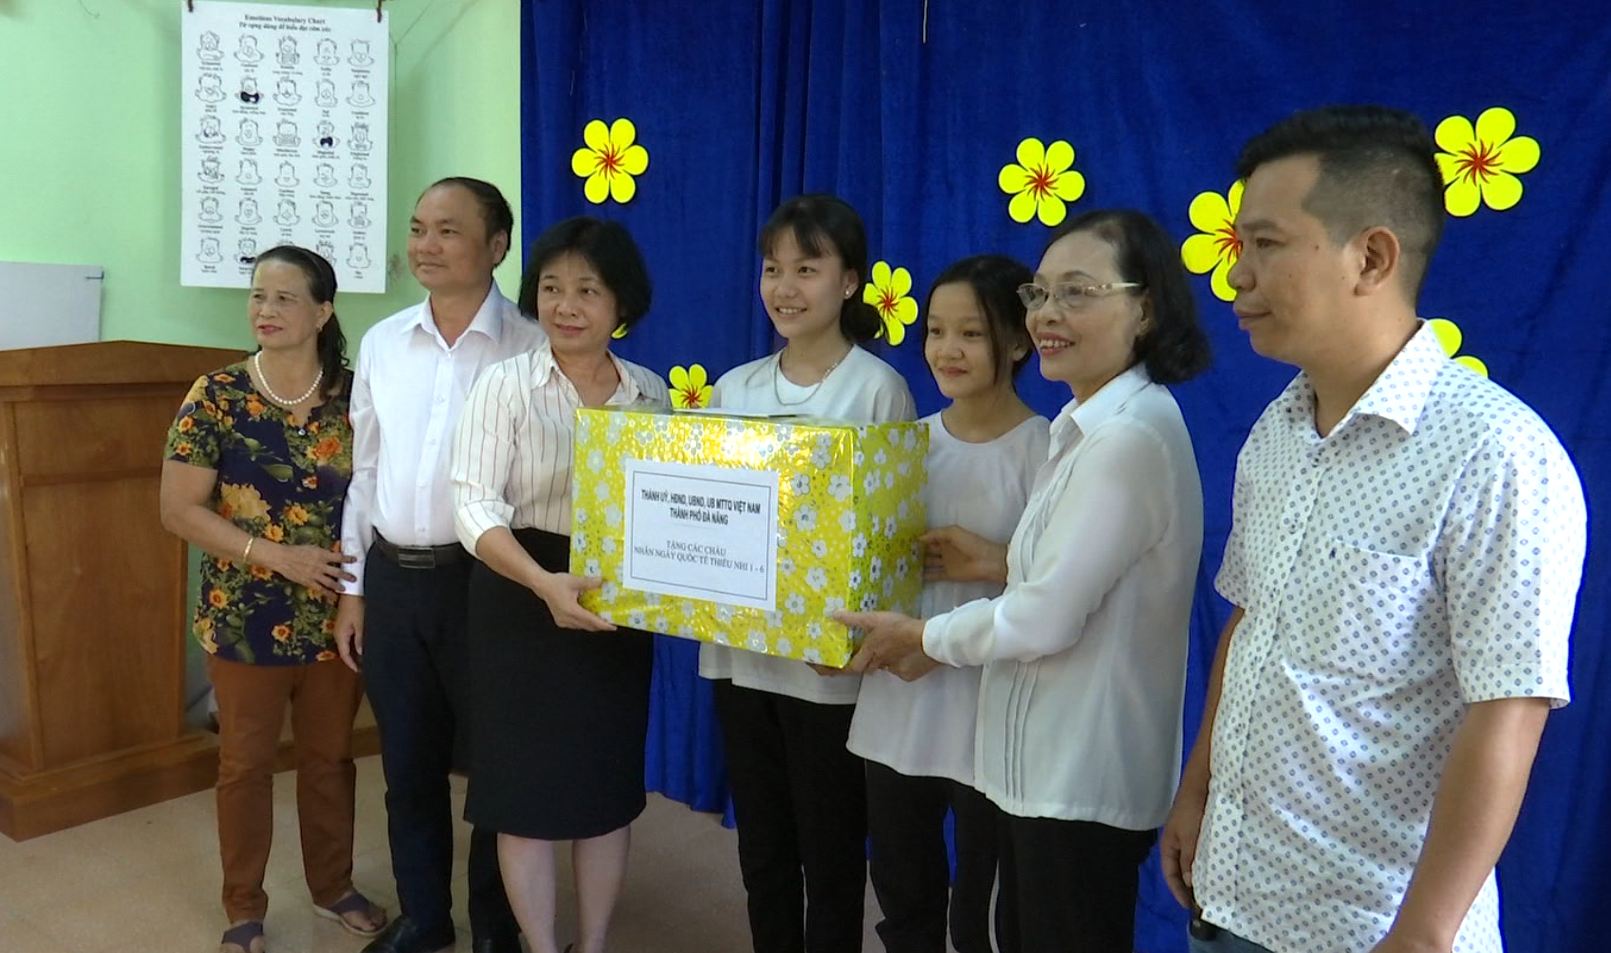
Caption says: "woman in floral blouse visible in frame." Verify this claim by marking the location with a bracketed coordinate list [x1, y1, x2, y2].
[160, 245, 387, 953]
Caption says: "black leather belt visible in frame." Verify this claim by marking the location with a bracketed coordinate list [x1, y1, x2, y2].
[373, 532, 466, 570]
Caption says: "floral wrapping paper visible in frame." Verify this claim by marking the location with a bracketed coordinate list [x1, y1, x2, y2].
[570, 407, 927, 666]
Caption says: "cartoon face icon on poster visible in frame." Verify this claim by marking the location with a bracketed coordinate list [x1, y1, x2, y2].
[198, 237, 222, 263]
[197, 115, 224, 144]
[351, 123, 372, 153]
[349, 40, 373, 67]
[349, 200, 370, 229]
[349, 164, 371, 190]
[273, 78, 299, 107]
[314, 163, 338, 189]
[277, 36, 299, 69]
[273, 120, 299, 149]
[197, 30, 223, 63]
[316, 120, 338, 149]
[235, 34, 262, 64]
[313, 200, 338, 228]
[237, 238, 257, 264]
[239, 76, 262, 105]
[238, 118, 262, 148]
[275, 162, 299, 188]
[237, 158, 261, 186]
[348, 243, 372, 270]
[198, 156, 223, 184]
[237, 198, 262, 227]
[195, 73, 225, 103]
[315, 79, 337, 109]
[315, 38, 339, 67]
[348, 80, 375, 108]
[274, 199, 299, 227]
[199, 196, 223, 224]
[316, 239, 335, 260]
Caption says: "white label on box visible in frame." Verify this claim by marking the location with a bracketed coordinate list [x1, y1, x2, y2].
[622, 459, 779, 611]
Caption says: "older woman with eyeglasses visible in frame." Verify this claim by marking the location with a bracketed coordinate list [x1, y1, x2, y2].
[838, 209, 1213, 953]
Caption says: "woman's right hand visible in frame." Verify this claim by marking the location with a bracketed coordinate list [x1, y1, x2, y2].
[532, 571, 618, 632]
[262, 542, 356, 599]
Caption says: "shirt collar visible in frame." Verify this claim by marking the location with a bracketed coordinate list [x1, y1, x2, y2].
[1049, 363, 1152, 451]
[1276, 320, 1446, 436]
[405, 284, 507, 346]
[530, 339, 645, 404]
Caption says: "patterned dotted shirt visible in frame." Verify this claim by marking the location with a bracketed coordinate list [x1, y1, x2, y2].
[1196, 323, 1586, 953]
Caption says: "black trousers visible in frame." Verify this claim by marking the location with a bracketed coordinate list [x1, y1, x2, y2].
[864, 760, 999, 953]
[713, 680, 868, 953]
[362, 547, 517, 945]
[995, 813, 1156, 953]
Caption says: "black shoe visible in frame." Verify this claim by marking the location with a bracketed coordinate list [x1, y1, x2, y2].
[471, 940, 524, 953]
[360, 916, 457, 953]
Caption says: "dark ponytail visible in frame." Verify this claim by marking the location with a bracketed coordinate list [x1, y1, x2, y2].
[759, 194, 882, 344]
[252, 244, 349, 396]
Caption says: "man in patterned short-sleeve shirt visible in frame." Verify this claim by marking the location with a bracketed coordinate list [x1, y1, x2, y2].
[1159, 105, 1587, 953]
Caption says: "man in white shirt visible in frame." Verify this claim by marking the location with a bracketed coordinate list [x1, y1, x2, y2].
[1159, 106, 1587, 953]
[336, 178, 544, 953]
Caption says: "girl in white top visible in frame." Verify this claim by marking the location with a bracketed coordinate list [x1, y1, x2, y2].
[847, 255, 1049, 953]
[700, 195, 914, 952]
[838, 210, 1212, 953]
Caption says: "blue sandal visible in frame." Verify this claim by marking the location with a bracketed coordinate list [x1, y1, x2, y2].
[220, 920, 264, 953]
[313, 890, 388, 937]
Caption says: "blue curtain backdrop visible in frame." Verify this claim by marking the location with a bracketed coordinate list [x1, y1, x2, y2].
[519, 3, 1610, 950]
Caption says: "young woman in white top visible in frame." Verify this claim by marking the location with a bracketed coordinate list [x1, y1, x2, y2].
[837, 210, 1213, 953]
[700, 195, 915, 953]
[450, 217, 669, 953]
[846, 255, 1049, 953]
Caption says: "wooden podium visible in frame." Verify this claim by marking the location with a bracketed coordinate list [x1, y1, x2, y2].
[0, 341, 244, 840]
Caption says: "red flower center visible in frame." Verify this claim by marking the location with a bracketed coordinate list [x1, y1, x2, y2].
[1214, 223, 1242, 262]
[599, 146, 621, 175]
[1030, 165, 1056, 199]
[678, 384, 702, 406]
[1457, 141, 1499, 182]
[878, 290, 899, 316]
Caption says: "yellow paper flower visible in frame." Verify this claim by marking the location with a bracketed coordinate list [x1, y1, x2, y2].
[1428, 317, 1489, 377]
[998, 137, 1085, 227]
[863, 261, 918, 345]
[668, 364, 713, 409]
[1180, 181, 1244, 302]
[1434, 107, 1540, 217]
[612, 324, 629, 340]
[570, 118, 649, 205]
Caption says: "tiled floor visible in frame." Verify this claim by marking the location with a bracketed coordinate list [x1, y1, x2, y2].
[0, 757, 890, 952]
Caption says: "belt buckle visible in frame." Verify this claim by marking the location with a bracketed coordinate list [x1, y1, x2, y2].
[395, 547, 436, 570]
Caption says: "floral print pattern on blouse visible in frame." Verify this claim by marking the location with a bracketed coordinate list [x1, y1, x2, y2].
[165, 362, 354, 665]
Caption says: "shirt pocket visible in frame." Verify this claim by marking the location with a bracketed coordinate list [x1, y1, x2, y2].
[1294, 537, 1438, 682]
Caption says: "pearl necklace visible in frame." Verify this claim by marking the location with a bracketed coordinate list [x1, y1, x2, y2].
[771, 346, 847, 407]
[253, 351, 323, 406]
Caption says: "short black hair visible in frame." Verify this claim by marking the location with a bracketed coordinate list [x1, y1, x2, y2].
[519, 217, 653, 331]
[1046, 210, 1212, 385]
[926, 254, 1035, 382]
[1236, 104, 1445, 296]
[422, 176, 515, 265]
[758, 194, 882, 343]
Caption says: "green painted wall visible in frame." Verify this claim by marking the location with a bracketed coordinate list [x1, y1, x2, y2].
[0, 0, 524, 347]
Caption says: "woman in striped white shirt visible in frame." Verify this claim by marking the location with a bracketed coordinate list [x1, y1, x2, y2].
[449, 217, 669, 953]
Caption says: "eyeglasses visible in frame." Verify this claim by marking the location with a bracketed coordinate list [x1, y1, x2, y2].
[1016, 281, 1144, 311]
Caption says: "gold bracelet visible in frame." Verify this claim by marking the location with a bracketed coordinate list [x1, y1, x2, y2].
[242, 536, 255, 563]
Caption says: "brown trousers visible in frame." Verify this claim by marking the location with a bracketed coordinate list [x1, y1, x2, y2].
[208, 654, 364, 922]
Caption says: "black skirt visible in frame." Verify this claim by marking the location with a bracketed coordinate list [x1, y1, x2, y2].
[464, 528, 652, 839]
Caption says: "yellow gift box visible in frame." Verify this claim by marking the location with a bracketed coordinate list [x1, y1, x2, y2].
[569, 407, 927, 666]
